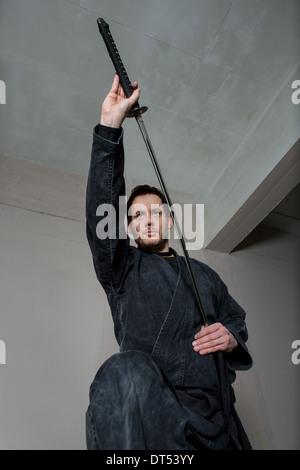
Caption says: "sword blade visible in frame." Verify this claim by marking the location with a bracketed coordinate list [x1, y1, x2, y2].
[135, 114, 208, 326]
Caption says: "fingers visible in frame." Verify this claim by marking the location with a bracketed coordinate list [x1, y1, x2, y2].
[110, 73, 120, 94]
[127, 86, 140, 107]
[192, 323, 234, 355]
[111, 74, 139, 97]
[112, 75, 126, 100]
[101, 75, 140, 127]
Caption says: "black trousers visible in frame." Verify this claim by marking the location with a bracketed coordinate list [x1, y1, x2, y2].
[86, 350, 246, 450]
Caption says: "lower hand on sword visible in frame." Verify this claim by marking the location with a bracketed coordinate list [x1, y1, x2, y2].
[192, 322, 238, 355]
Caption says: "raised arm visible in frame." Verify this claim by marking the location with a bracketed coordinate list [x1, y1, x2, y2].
[86, 75, 140, 289]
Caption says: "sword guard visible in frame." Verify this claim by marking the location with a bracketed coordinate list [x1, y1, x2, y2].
[127, 105, 148, 118]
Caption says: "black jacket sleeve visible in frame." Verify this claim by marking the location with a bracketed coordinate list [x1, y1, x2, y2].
[213, 272, 253, 371]
[86, 124, 130, 290]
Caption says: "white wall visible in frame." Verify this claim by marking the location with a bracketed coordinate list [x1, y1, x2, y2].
[0, 203, 118, 450]
[0, 155, 299, 449]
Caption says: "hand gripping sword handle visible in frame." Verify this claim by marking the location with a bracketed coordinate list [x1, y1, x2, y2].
[97, 18, 147, 117]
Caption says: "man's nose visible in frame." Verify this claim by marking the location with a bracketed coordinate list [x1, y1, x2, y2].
[147, 211, 154, 225]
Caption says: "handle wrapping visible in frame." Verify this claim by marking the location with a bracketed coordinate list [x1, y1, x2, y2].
[97, 18, 147, 116]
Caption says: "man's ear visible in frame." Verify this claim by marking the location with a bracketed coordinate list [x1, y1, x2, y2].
[127, 219, 136, 240]
[168, 213, 174, 230]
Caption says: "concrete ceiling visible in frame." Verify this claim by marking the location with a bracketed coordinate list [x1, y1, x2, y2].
[0, 0, 299, 251]
[261, 181, 300, 236]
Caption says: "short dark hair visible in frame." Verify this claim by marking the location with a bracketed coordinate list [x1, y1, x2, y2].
[127, 184, 167, 221]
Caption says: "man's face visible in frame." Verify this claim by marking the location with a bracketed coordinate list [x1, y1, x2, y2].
[128, 193, 172, 252]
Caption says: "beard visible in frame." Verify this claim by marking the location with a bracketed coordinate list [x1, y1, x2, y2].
[135, 236, 168, 253]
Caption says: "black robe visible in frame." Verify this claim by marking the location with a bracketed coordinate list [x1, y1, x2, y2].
[85, 124, 253, 450]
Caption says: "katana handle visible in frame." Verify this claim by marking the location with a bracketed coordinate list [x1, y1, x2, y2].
[97, 18, 147, 117]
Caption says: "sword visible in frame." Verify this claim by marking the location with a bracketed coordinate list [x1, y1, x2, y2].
[97, 18, 208, 326]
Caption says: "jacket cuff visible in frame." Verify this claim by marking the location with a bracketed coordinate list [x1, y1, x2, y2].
[94, 123, 123, 143]
[226, 331, 253, 371]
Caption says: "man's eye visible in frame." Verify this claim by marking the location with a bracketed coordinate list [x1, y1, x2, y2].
[135, 212, 144, 219]
[152, 210, 161, 217]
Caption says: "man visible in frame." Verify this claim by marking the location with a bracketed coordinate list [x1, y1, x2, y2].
[85, 75, 253, 450]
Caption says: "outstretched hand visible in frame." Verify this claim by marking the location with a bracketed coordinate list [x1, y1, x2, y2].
[192, 322, 238, 355]
[100, 74, 140, 129]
